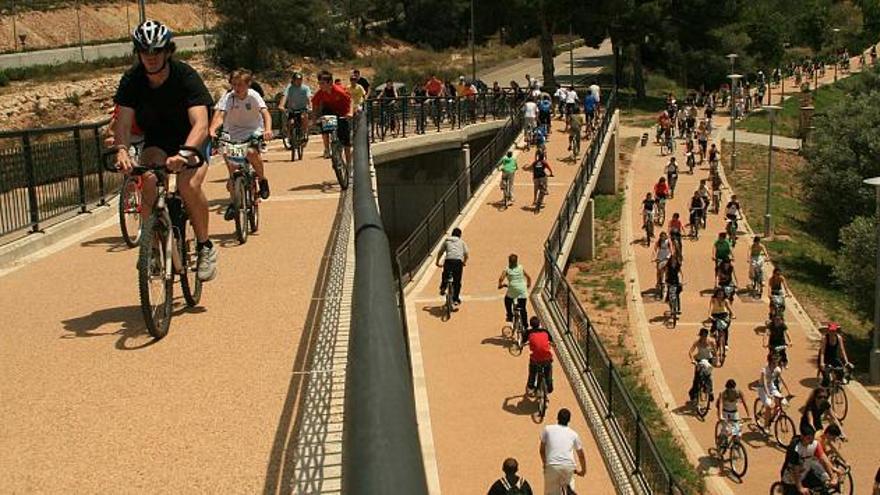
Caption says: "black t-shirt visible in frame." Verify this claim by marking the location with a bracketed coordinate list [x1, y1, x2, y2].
[768, 322, 788, 346]
[114, 59, 213, 150]
[382, 86, 396, 99]
[532, 160, 550, 179]
[357, 76, 370, 95]
[642, 198, 655, 211]
[487, 476, 533, 495]
[250, 81, 265, 98]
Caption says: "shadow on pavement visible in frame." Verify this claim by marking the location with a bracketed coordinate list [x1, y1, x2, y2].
[422, 304, 453, 320]
[481, 335, 517, 351]
[502, 394, 538, 417]
[59, 302, 204, 350]
[80, 235, 129, 253]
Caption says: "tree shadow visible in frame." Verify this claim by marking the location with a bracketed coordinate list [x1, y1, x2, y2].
[80, 235, 130, 253]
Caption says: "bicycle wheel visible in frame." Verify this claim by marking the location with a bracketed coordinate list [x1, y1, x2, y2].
[509, 319, 523, 356]
[118, 176, 142, 248]
[716, 339, 727, 367]
[534, 374, 548, 422]
[774, 413, 795, 446]
[501, 324, 514, 338]
[233, 176, 248, 244]
[834, 460, 853, 495]
[714, 420, 725, 450]
[137, 213, 173, 339]
[728, 441, 748, 479]
[443, 287, 453, 321]
[247, 181, 260, 234]
[176, 214, 202, 307]
[769, 481, 785, 495]
[331, 141, 349, 190]
[281, 121, 291, 150]
[697, 385, 710, 418]
[830, 385, 849, 421]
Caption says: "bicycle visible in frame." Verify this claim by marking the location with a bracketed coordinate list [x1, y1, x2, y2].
[218, 136, 262, 244]
[712, 188, 722, 214]
[103, 146, 206, 339]
[534, 175, 553, 213]
[441, 271, 455, 321]
[655, 197, 667, 225]
[726, 218, 739, 247]
[569, 131, 581, 159]
[686, 151, 696, 174]
[769, 459, 852, 495]
[283, 110, 307, 161]
[116, 143, 144, 248]
[531, 362, 551, 423]
[693, 359, 714, 418]
[501, 306, 525, 356]
[644, 211, 655, 244]
[818, 364, 850, 421]
[500, 173, 514, 209]
[706, 315, 730, 367]
[666, 283, 682, 328]
[689, 209, 701, 240]
[751, 256, 765, 298]
[319, 115, 350, 190]
[769, 291, 786, 320]
[714, 417, 750, 479]
[753, 392, 796, 446]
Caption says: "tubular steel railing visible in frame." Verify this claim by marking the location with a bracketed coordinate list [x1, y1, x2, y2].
[539, 91, 686, 495]
[0, 119, 118, 240]
[344, 111, 428, 494]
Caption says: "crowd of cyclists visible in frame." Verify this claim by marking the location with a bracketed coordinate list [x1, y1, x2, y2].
[639, 55, 880, 493]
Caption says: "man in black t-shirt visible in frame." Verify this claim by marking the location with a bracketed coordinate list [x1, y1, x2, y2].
[487, 458, 533, 495]
[352, 68, 370, 95]
[112, 20, 217, 282]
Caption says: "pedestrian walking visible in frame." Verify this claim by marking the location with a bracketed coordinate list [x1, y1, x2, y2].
[539, 408, 586, 494]
[487, 457, 534, 495]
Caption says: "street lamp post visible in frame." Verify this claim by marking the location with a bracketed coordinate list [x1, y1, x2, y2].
[569, 23, 574, 85]
[138, 0, 146, 24]
[763, 105, 782, 238]
[862, 176, 880, 384]
[833, 28, 841, 83]
[726, 53, 738, 74]
[470, 0, 476, 83]
[729, 73, 743, 171]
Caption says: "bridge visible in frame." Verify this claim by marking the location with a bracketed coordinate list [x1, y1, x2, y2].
[1, 42, 879, 495]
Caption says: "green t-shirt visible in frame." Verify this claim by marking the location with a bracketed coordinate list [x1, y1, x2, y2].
[499, 156, 518, 174]
[505, 265, 527, 298]
[714, 239, 732, 259]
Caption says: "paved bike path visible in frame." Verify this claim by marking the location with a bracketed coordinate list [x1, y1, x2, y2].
[627, 121, 880, 493]
[406, 124, 617, 494]
[0, 139, 345, 492]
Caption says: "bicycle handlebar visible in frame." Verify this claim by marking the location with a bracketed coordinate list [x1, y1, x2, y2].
[102, 145, 207, 173]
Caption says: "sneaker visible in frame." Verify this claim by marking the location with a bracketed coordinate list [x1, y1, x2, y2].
[322, 149, 331, 159]
[453, 299, 462, 306]
[197, 243, 218, 282]
[259, 179, 270, 200]
[439, 288, 446, 296]
[224, 204, 235, 221]
[724, 345, 730, 351]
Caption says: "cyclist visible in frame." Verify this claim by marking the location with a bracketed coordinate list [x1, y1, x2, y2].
[653, 231, 672, 291]
[209, 69, 274, 219]
[583, 88, 598, 126]
[725, 194, 742, 227]
[665, 253, 684, 306]
[818, 323, 852, 388]
[708, 287, 734, 349]
[716, 258, 735, 300]
[487, 458, 534, 495]
[522, 316, 554, 396]
[758, 351, 791, 428]
[537, 95, 552, 132]
[498, 253, 532, 325]
[425, 74, 445, 97]
[654, 176, 669, 213]
[112, 20, 217, 281]
[563, 85, 578, 131]
[697, 122, 709, 162]
[568, 107, 584, 156]
[768, 267, 787, 318]
[765, 315, 792, 368]
[554, 85, 568, 118]
[708, 143, 720, 170]
[698, 179, 711, 222]
[688, 191, 704, 234]
[716, 379, 748, 443]
[800, 387, 841, 435]
[498, 151, 518, 204]
[817, 423, 845, 462]
[526, 151, 553, 206]
[749, 236, 765, 282]
[665, 157, 679, 198]
[688, 328, 717, 403]
[347, 73, 367, 115]
[532, 123, 548, 155]
[351, 68, 370, 95]
[780, 425, 839, 495]
[311, 70, 353, 163]
[523, 98, 538, 150]
[278, 71, 312, 148]
[435, 227, 468, 306]
[668, 212, 684, 260]
[714, 232, 733, 265]
[643, 192, 657, 233]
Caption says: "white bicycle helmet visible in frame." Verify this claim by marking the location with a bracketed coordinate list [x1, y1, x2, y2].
[132, 20, 172, 53]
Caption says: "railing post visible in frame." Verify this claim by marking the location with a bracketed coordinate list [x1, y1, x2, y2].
[74, 127, 86, 213]
[94, 127, 106, 205]
[22, 132, 40, 232]
[634, 414, 642, 474]
[606, 361, 614, 419]
[402, 97, 408, 137]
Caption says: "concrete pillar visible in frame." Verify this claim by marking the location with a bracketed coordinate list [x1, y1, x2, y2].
[462, 144, 471, 198]
[573, 198, 596, 261]
[597, 117, 618, 195]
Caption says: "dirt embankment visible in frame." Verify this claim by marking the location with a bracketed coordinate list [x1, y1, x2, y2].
[0, 1, 215, 52]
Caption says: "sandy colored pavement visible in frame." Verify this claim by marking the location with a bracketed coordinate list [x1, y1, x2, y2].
[0, 138, 343, 492]
[407, 120, 617, 494]
[626, 116, 880, 493]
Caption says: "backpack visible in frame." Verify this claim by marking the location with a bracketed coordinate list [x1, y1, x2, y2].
[499, 476, 528, 494]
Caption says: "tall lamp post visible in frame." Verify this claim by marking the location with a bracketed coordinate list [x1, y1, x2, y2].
[729, 73, 743, 171]
[862, 176, 880, 383]
[469, 0, 476, 82]
[726, 53, 739, 74]
[833, 28, 841, 82]
[763, 105, 782, 238]
[138, 0, 146, 24]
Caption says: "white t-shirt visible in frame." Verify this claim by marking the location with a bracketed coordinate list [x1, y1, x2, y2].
[540, 424, 583, 467]
[441, 237, 469, 261]
[216, 88, 267, 142]
[530, 88, 542, 100]
[523, 101, 538, 119]
[590, 84, 601, 103]
[565, 90, 579, 104]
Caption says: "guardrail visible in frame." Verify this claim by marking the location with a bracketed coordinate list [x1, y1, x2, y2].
[343, 111, 428, 494]
[393, 101, 524, 284]
[0, 119, 117, 239]
[539, 91, 686, 495]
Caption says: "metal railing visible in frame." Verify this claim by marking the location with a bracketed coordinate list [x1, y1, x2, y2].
[343, 111, 428, 494]
[393, 102, 524, 284]
[539, 91, 686, 495]
[0, 119, 118, 240]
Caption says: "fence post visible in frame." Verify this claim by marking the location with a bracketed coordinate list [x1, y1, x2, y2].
[94, 127, 106, 205]
[634, 414, 642, 475]
[402, 97, 408, 138]
[22, 132, 40, 233]
[606, 361, 614, 419]
[74, 127, 87, 213]
[565, 285, 571, 332]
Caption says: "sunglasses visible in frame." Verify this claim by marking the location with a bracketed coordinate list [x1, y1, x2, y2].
[137, 48, 167, 55]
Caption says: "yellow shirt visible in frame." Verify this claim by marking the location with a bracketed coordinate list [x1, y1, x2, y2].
[348, 83, 366, 110]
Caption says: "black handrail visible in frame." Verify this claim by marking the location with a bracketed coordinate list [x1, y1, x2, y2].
[343, 111, 428, 494]
[540, 91, 686, 494]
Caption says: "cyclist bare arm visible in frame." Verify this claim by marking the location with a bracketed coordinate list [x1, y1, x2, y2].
[278, 93, 288, 111]
[524, 270, 532, 289]
[576, 448, 587, 476]
[740, 391, 749, 416]
[839, 335, 852, 365]
[435, 243, 447, 267]
[168, 106, 209, 170]
[498, 270, 508, 289]
[260, 107, 273, 140]
[688, 340, 698, 361]
[113, 106, 137, 171]
[208, 109, 225, 138]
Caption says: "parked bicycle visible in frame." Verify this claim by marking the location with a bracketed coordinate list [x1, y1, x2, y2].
[104, 146, 206, 339]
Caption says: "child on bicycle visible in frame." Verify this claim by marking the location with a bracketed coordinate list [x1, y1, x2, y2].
[523, 316, 554, 395]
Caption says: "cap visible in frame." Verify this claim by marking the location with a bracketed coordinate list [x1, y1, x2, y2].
[826, 322, 841, 332]
[291, 71, 303, 80]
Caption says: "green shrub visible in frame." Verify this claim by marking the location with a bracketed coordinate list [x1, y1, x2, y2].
[833, 215, 877, 318]
[0, 69, 9, 86]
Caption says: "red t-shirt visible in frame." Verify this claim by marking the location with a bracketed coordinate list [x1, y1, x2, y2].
[112, 104, 143, 136]
[425, 78, 444, 96]
[528, 330, 553, 363]
[311, 84, 352, 117]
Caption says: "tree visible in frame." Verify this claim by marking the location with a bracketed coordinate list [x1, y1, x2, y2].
[833, 215, 877, 318]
